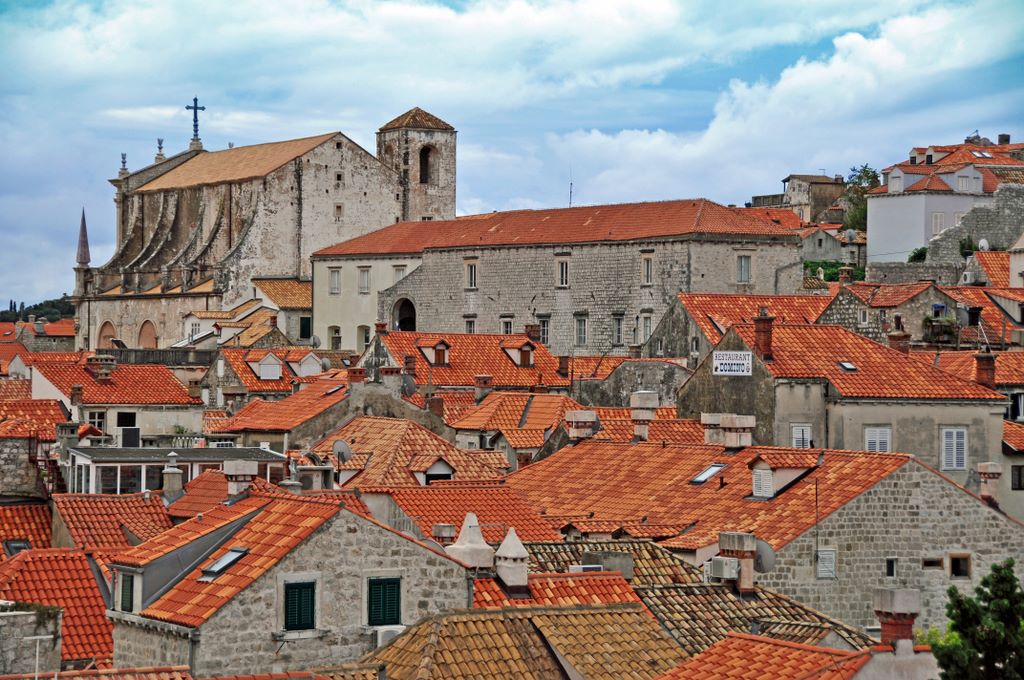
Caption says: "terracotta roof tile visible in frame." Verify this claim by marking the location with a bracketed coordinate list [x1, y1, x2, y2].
[252, 278, 312, 309]
[52, 493, 173, 550]
[589, 408, 704, 444]
[138, 133, 337, 192]
[655, 632, 868, 679]
[167, 470, 230, 518]
[929, 349, 1024, 386]
[189, 298, 264, 320]
[678, 293, 833, 345]
[570, 356, 684, 381]
[19, 350, 92, 365]
[314, 199, 797, 257]
[219, 348, 313, 394]
[506, 441, 909, 551]
[309, 668, 381, 680]
[843, 281, 935, 307]
[0, 548, 111, 664]
[377, 483, 560, 543]
[473, 571, 641, 608]
[33, 362, 200, 405]
[0, 399, 66, 441]
[379, 107, 454, 131]
[211, 373, 347, 433]
[1004, 420, 1024, 453]
[0, 379, 30, 400]
[450, 391, 583, 447]
[0, 666, 194, 680]
[974, 251, 1010, 287]
[402, 390, 478, 423]
[941, 286, 1023, 344]
[18, 318, 75, 337]
[739, 207, 805, 229]
[522, 540, 701, 586]
[731, 324, 1005, 400]
[0, 502, 51, 558]
[311, 416, 500, 487]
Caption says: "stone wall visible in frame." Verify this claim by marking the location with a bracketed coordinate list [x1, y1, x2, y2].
[865, 261, 962, 285]
[574, 361, 689, 408]
[817, 286, 957, 343]
[0, 437, 42, 497]
[111, 616, 192, 668]
[0, 605, 62, 674]
[758, 460, 1024, 629]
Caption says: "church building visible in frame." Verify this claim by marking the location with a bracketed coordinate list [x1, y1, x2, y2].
[72, 106, 456, 350]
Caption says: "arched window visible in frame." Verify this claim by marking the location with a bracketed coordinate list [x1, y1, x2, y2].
[419, 146, 434, 184]
[382, 144, 396, 170]
[97, 321, 117, 349]
[137, 320, 158, 349]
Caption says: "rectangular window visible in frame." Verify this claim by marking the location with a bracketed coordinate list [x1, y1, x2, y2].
[358, 267, 370, 294]
[858, 309, 869, 326]
[393, 265, 406, 283]
[329, 268, 341, 295]
[557, 260, 569, 288]
[973, 177, 982, 192]
[957, 176, 969, 192]
[465, 319, 475, 334]
[361, 326, 371, 350]
[575, 317, 587, 347]
[1013, 465, 1024, 490]
[931, 212, 945, 236]
[612, 317, 623, 346]
[642, 316, 652, 342]
[922, 557, 944, 569]
[299, 317, 312, 340]
[190, 322, 200, 338]
[334, 204, 344, 222]
[752, 468, 774, 498]
[885, 557, 898, 578]
[116, 412, 136, 428]
[791, 423, 811, 449]
[120, 572, 134, 612]
[284, 582, 316, 631]
[368, 577, 401, 626]
[539, 318, 549, 345]
[941, 427, 967, 470]
[466, 262, 477, 289]
[501, 319, 513, 334]
[890, 176, 902, 192]
[816, 549, 837, 579]
[642, 257, 653, 285]
[865, 427, 891, 452]
[737, 255, 751, 284]
[950, 555, 971, 578]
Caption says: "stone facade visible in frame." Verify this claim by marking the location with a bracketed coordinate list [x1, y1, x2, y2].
[757, 460, 1024, 629]
[112, 508, 469, 675]
[0, 437, 43, 497]
[0, 605, 62, 674]
[74, 110, 456, 351]
[378, 236, 802, 356]
[574, 361, 689, 408]
[817, 286, 957, 343]
[751, 174, 846, 223]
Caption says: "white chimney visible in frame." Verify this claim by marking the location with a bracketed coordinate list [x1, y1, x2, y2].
[565, 410, 597, 441]
[495, 527, 529, 594]
[223, 459, 258, 496]
[719, 532, 756, 593]
[721, 414, 755, 448]
[445, 513, 495, 568]
[701, 413, 725, 445]
[162, 452, 184, 503]
[630, 391, 659, 441]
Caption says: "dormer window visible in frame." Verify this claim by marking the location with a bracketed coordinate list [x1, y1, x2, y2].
[520, 346, 533, 368]
[118, 571, 138, 613]
[752, 468, 774, 498]
[434, 344, 448, 367]
[890, 175, 902, 192]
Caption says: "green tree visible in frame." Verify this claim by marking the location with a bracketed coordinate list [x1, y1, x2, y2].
[933, 558, 1024, 679]
[842, 164, 880, 232]
[908, 247, 928, 263]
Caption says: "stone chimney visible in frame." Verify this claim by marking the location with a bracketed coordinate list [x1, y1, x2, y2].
[374, 321, 388, 337]
[27, 315, 35, 324]
[445, 513, 495, 568]
[557, 356, 569, 378]
[838, 266, 854, 285]
[753, 307, 775, 361]
[403, 354, 416, 378]
[701, 413, 725, 445]
[431, 523, 457, 545]
[85, 354, 117, 381]
[162, 452, 184, 503]
[565, 410, 597, 441]
[495, 527, 529, 595]
[974, 351, 996, 390]
[154, 138, 165, 163]
[999, 133, 1011, 145]
[630, 390, 658, 442]
[978, 462, 1002, 506]
[627, 344, 642, 358]
[427, 395, 445, 418]
[279, 478, 303, 495]
[70, 384, 84, 408]
[55, 421, 80, 456]
[474, 374, 493, 403]
[873, 588, 920, 648]
[524, 324, 541, 343]
[721, 414, 755, 448]
[719, 532, 756, 594]
[223, 459, 258, 496]
[887, 329, 911, 354]
[379, 366, 402, 391]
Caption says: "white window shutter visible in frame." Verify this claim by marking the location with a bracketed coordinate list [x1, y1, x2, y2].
[817, 549, 837, 578]
[955, 430, 966, 469]
[791, 424, 811, 449]
[752, 469, 774, 498]
[942, 428, 966, 470]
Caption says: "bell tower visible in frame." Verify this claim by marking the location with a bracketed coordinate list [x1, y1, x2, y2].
[376, 107, 456, 222]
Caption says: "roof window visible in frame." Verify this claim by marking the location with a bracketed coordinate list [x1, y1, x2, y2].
[692, 463, 726, 484]
[971, 150, 993, 158]
[837, 361, 857, 372]
[200, 547, 248, 580]
[325, 385, 344, 396]
[2, 539, 30, 557]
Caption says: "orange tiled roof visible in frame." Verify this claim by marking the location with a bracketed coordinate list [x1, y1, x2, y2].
[739, 207, 804, 229]
[524, 540, 702, 585]
[931, 350, 1024, 386]
[137, 133, 337, 192]
[312, 416, 501, 487]
[0, 343, 30, 364]
[1004, 420, 1024, 453]
[974, 251, 1010, 287]
[189, 297, 264, 320]
[506, 441, 909, 551]
[314, 199, 797, 257]
[18, 318, 75, 337]
[166, 469, 230, 518]
[19, 350, 92, 365]
[253, 278, 312, 309]
[211, 373, 347, 433]
[678, 293, 833, 345]
[473, 571, 641, 608]
[655, 632, 868, 679]
[379, 107, 454, 131]
[218, 309, 281, 348]
[376, 483, 560, 543]
[0, 379, 30, 400]
[219, 348, 309, 393]
[589, 407, 704, 444]
[0, 668, 193, 680]
[843, 281, 935, 307]
[377, 332, 568, 388]
[33, 362, 199, 405]
[0, 399, 67, 441]
[0, 548, 112, 664]
[941, 286, 1022, 344]
[403, 390, 479, 423]
[731, 324, 1005, 401]
[52, 493, 173, 551]
[0, 502, 51, 558]
[450, 391, 582, 446]
[569, 356, 684, 381]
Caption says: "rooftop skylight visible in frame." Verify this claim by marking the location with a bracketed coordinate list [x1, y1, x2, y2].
[692, 463, 726, 484]
[200, 547, 248, 580]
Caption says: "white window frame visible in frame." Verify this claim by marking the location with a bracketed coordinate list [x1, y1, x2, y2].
[642, 315, 652, 342]
[791, 423, 812, 449]
[931, 212, 945, 236]
[575, 317, 587, 347]
[612, 317, 623, 346]
[328, 268, 341, 295]
[864, 427, 891, 452]
[957, 176, 970, 192]
[501, 319, 513, 334]
[465, 262, 477, 289]
[538, 318, 549, 345]
[393, 265, 406, 284]
[858, 309, 869, 326]
[941, 427, 967, 470]
[87, 411, 106, 433]
[358, 267, 371, 294]
[737, 255, 751, 284]
[557, 259, 570, 288]
[890, 176, 902, 192]
[752, 468, 774, 498]
[642, 256, 653, 285]
[465, 319, 476, 334]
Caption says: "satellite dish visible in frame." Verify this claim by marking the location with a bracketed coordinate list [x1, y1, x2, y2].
[332, 440, 353, 463]
[845, 229, 857, 244]
[310, 335, 322, 349]
[754, 538, 776, 573]
[978, 238, 990, 251]
[321, 358, 332, 372]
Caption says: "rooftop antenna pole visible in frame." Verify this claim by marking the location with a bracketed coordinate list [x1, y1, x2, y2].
[568, 166, 574, 208]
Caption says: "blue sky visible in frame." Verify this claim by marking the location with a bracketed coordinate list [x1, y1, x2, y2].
[1, 0, 1022, 302]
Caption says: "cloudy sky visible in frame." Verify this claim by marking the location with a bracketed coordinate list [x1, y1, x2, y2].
[1, 0, 1022, 302]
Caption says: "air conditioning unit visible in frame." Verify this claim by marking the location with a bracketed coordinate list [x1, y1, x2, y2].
[568, 564, 604, 573]
[962, 271, 975, 284]
[708, 556, 740, 580]
[373, 624, 405, 648]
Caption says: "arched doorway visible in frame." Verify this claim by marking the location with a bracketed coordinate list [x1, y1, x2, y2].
[97, 321, 116, 349]
[393, 299, 416, 331]
[137, 320, 158, 349]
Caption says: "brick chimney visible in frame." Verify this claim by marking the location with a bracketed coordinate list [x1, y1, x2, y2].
[873, 588, 920, 647]
[85, 354, 117, 381]
[887, 330, 911, 354]
[557, 356, 569, 378]
[403, 354, 416, 378]
[753, 307, 775, 361]
[627, 344, 642, 358]
[70, 384, 84, 407]
[719, 532, 756, 594]
[427, 395, 445, 418]
[630, 390, 658, 442]
[223, 459, 258, 496]
[347, 367, 366, 383]
[978, 461, 1002, 506]
[374, 321, 388, 337]
[974, 351, 996, 390]
[474, 374, 493, 403]
[524, 324, 541, 343]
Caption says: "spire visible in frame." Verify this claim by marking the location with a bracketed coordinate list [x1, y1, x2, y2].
[76, 209, 91, 267]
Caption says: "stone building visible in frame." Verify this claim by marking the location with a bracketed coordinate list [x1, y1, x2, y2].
[816, 281, 957, 344]
[676, 318, 1008, 495]
[750, 174, 846, 223]
[314, 199, 802, 356]
[72, 107, 456, 351]
[108, 489, 469, 675]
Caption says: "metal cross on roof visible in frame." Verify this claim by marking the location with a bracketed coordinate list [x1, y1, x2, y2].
[186, 97, 205, 140]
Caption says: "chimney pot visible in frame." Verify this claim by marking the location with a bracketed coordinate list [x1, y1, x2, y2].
[998, 133, 1011, 145]
[978, 461, 1002, 504]
[28, 315, 35, 324]
[279, 478, 303, 495]
[162, 453, 184, 503]
[223, 459, 258, 496]
[887, 330, 911, 354]
[445, 513, 495, 568]
[873, 588, 921, 645]
[565, 410, 597, 441]
[753, 308, 775, 361]
[347, 367, 366, 383]
[701, 412, 725, 445]
[524, 323, 541, 343]
[374, 321, 388, 336]
[495, 527, 529, 593]
[403, 354, 416, 376]
[974, 351, 996, 390]
[557, 356, 569, 378]
[630, 390, 659, 442]
[474, 374, 493, 402]
[718, 531, 757, 593]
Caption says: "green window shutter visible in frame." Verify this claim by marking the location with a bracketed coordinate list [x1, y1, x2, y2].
[368, 578, 401, 626]
[284, 582, 315, 630]
[120, 573, 134, 612]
